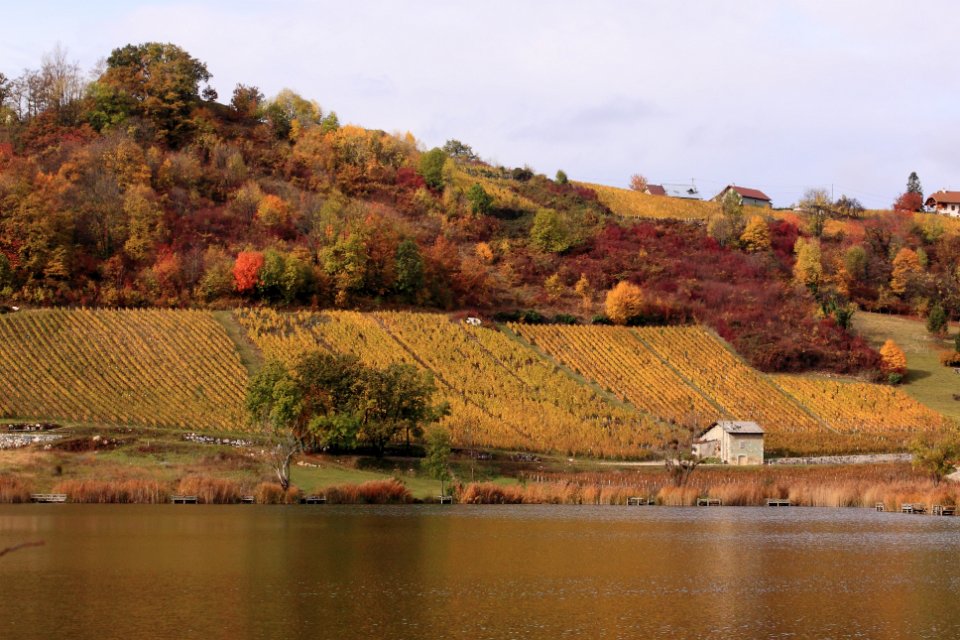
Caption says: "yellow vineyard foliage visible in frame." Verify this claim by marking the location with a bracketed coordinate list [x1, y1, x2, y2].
[510, 323, 946, 455]
[0, 309, 247, 430]
[580, 182, 720, 220]
[772, 376, 943, 436]
[234, 309, 665, 458]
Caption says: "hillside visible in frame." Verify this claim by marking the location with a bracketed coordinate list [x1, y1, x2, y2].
[6, 40, 952, 382]
[0, 308, 947, 458]
[853, 311, 960, 420]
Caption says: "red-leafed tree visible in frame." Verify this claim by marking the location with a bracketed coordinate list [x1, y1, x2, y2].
[893, 191, 923, 212]
[233, 251, 264, 293]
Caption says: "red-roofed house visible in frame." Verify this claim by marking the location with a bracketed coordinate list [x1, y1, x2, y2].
[925, 191, 960, 217]
[644, 184, 667, 196]
[714, 185, 772, 208]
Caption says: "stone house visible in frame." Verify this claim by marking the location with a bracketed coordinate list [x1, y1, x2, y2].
[692, 421, 764, 465]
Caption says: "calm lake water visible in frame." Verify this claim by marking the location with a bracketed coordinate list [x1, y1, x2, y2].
[1, 505, 959, 639]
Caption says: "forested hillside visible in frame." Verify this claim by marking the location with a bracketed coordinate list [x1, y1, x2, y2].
[2, 42, 959, 378]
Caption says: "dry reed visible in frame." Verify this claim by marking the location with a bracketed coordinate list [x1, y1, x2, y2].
[0, 475, 32, 503]
[52, 478, 169, 503]
[254, 482, 302, 504]
[175, 476, 242, 504]
[323, 478, 412, 504]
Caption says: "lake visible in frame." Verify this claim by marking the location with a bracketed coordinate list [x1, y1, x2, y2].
[1, 505, 959, 639]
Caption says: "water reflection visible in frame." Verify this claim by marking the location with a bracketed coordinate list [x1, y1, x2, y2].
[1, 505, 959, 639]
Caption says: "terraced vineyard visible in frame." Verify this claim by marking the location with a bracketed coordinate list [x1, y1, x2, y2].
[1, 308, 948, 457]
[235, 309, 662, 458]
[773, 375, 945, 438]
[509, 324, 715, 425]
[0, 309, 247, 430]
[510, 323, 945, 454]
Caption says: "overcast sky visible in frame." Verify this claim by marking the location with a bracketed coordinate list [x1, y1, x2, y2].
[3, 1, 958, 208]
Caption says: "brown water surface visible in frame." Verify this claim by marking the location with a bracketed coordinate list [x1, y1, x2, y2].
[1, 505, 959, 639]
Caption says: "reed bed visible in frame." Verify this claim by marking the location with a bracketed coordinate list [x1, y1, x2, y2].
[52, 478, 169, 503]
[253, 482, 302, 504]
[175, 476, 243, 504]
[0, 475, 32, 503]
[323, 478, 413, 504]
[457, 465, 960, 508]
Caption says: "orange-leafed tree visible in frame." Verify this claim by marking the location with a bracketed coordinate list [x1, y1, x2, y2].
[629, 174, 648, 192]
[879, 339, 907, 375]
[233, 251, 264, 293]
[605, 281, 644, 325]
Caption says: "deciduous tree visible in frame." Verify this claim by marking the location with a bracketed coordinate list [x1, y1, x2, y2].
[793, 238, 823, 292]
[94, 42, 212, 145]
[530, 208, 570, 253]
[739, 215, 771, 252]
[629, 174, 648, 191]
[879, 339, 907, 375]
[890, 247, 922, 296]
[233, 251, 264, 293]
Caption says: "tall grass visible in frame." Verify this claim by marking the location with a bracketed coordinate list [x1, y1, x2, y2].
[254, 482, 302, 504]
[0, 475, 32, 503]
[175, 476, 242, 504]
[52, 478, 169, 503]
[323, 478, 412, 504]
[462, 465, 960, 508]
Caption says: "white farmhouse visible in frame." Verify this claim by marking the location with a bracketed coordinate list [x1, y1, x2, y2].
[692, 421, 764, 465]
[925, 191, 960, 217]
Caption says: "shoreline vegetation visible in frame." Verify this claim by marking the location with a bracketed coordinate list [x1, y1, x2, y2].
[2, 462, 957, 510]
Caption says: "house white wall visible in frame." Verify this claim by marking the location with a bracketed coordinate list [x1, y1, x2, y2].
[934, 202, 960, 218]
[693, 425, 763, 465]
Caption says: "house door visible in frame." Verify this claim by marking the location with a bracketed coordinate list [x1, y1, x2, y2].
[737, 455, 746, 466]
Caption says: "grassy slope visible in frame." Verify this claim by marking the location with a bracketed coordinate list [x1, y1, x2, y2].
[853, 312, 960, 420]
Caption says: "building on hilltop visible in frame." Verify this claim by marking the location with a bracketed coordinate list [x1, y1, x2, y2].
[925, 190, 960, 217]
[644, 182, 701, 199]
[644, 184, 667, 196]
[714, 185, 772, 208]
[692, 420, 764, 465]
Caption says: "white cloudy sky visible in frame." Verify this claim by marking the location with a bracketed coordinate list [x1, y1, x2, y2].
[3, 1, 959, 208]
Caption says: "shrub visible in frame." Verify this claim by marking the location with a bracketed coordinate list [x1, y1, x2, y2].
[940, 351, 960, 367]
[604, 281, 645, 325]
[418, 148, 447, 190]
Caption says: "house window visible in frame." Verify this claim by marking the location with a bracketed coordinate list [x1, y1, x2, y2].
[739, 440, 745, 450]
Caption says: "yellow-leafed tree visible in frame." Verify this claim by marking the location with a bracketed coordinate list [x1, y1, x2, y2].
[739, 215, 771, 252]
[605, 281, 644, 325]
[879, 339, 907, 375]
[890, 247, 922, 296]
[792, 237, 823, 292]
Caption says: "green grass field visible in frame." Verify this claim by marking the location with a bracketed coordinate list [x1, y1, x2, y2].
[853, 311, 960, 420]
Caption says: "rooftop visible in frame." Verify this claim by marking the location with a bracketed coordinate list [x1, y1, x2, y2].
[926, 190, 960, 205]
[714, 420, 764, 435]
